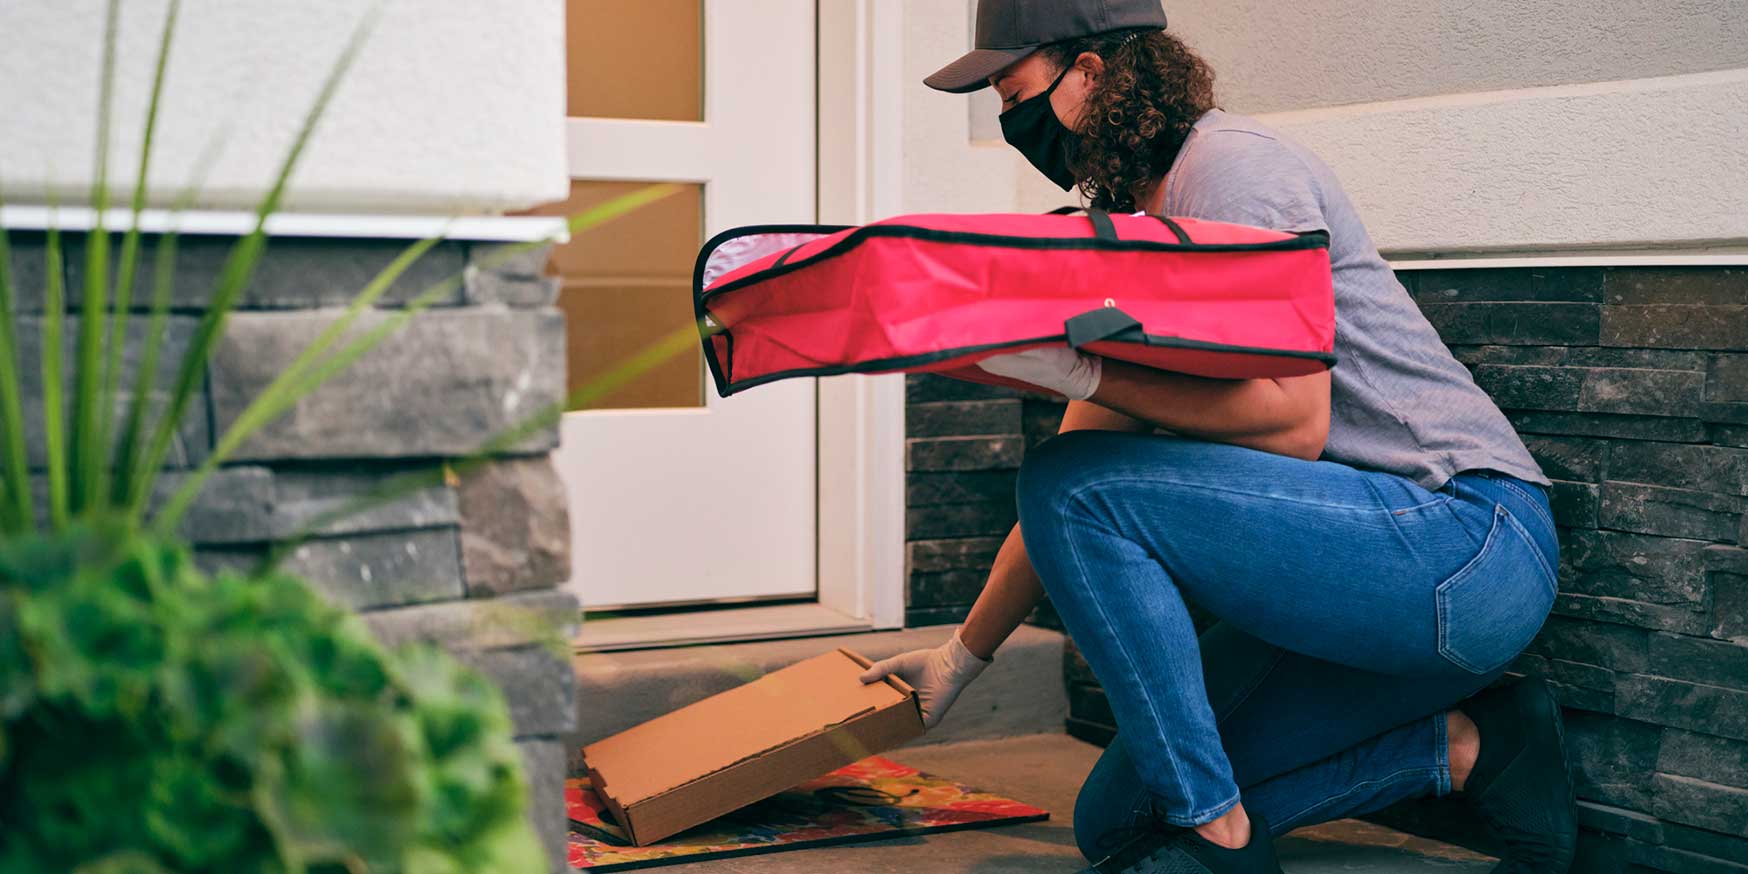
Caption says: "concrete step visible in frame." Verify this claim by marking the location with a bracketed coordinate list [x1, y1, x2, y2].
[567, 623, 1069, 752]
[628, 733, 1497, 874]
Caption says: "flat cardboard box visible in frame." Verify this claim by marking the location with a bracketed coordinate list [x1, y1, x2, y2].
[580, 648, 925, 846]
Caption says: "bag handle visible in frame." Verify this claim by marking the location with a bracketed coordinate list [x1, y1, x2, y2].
[1150, 214, 1192, 244]
[1065, 306, 1145, 349]
[772, 241, 809, 268]
[1047, 205, 1118, 243]
[1048, 205, 1193, 245]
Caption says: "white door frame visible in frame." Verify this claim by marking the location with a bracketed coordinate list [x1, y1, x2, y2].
[574, 0, 907, 649]
[815, 0, 908, 630]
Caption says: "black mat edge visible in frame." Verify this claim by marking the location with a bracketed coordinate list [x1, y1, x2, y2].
[568, 811, 1052, 872]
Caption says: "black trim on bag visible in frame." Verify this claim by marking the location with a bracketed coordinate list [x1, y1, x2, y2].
[690, 220, 1334, 398]
[698, 223, 1330, 306]
[692, 223, 853, 399]
[711, 330, 1338, 398]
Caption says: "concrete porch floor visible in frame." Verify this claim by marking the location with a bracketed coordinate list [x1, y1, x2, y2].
[636, 733, 1497, 874]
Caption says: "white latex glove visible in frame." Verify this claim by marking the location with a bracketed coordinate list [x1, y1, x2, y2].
[858, 628, 992, 730]
[975, 346, 1102, 401]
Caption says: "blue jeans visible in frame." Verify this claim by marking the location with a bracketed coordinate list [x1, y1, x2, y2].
[1013, 431, 1558, 860]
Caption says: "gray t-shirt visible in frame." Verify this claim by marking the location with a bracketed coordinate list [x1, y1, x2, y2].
[1160, 109, 1549, 491]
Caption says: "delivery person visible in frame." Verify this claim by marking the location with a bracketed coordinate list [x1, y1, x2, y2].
[859, 2, 1578, 872]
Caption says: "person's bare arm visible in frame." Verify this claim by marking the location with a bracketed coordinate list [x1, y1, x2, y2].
[956, 366, 1329, 658]
[1092, 362, 1331, 462]
[956, 400, 1151, 659]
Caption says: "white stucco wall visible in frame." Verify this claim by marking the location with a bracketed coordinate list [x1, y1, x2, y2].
[898, 1, 1748, 256]
[1167, 0, 1748, 255]
[0, 0, 568, 215]
[899, 0, 1068, 218]
[1267, 70, 1748, 256]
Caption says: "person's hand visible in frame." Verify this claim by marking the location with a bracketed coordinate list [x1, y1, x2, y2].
[858, 628, 992, 729]
[975, 346, 1102, 400]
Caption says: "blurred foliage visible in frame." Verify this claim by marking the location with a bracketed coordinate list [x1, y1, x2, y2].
[0, 524, 544, 874]
[0, 1, 695, 869]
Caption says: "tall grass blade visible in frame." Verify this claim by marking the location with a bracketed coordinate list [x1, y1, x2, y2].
[113, 132, 228, 508]
[256, 319, 702, 573]
[116, 221, 184, 510]
[0, 195, 33, 533]
[153, 233, 442, 532]
[41, 223, 69, 529]
[153, 183, 680, 535]
[265, 186, 683, 432]
[555, 183, 683, 244]
[70, 0, 121, 516]
[101, 0, 180, 513]
[133, 4, 382, 521]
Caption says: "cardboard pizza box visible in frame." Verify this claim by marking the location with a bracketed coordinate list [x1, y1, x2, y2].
[579, 647, 926, 846]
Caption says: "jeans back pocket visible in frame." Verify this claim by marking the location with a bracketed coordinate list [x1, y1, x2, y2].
[1435, 504, 1558, 676]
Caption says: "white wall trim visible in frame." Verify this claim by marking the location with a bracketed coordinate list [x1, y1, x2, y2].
[0, 205, 570, 243]
[815, 0, 907, 630]
[1391, 253, 1748, 270]
[1259, 67, 1748, 126]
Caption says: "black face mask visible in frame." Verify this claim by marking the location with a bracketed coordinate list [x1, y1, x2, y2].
[999, 63, 1079, 191]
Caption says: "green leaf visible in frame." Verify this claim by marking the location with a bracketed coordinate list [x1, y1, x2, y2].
[3, 525, 541, 873]
[0, 198, 35, 534]
[71, 851, 178, 874]
[246, 185, 687, 563]
[255, 318, 702, 573]
[68, 0, 121, 517]
[41, 222, 69, 529]
[152, 233, 444, 534]
[252, 702, 426, 872]
[132, 4, 383, 523]
[112, 130, 227, 511]
[112, 222, 182, 511]
[100, 0, 181, 516]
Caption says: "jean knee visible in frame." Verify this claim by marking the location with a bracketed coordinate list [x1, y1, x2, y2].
[1073, 798, 1118, 863]
[1015, 430, 1106, 527]
[1073, 737, 1151, 862]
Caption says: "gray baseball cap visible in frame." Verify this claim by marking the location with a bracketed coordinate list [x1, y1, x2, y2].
[924, 0, 1168, 94]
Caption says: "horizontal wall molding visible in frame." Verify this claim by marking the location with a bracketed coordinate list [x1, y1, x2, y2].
[1261, 69, 1748, 255]
[1392, 253, 1748, 270]
[0, 205, 570, 242]
[1262, 67, 1748, 124]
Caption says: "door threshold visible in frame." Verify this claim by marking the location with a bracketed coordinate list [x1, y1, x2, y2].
[574, 602, 873, 652]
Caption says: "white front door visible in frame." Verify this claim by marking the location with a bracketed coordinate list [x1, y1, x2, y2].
[541, 0, 818, 611]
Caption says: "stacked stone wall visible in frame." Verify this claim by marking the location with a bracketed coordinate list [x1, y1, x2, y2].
[14, 231, 578, 872]
[904, 266, 1748, 872]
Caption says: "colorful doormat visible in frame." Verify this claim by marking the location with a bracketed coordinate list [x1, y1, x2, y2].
[567, 755, 1050, 871]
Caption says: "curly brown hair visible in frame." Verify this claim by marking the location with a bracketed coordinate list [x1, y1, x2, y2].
[1039, 29, 1217, 212]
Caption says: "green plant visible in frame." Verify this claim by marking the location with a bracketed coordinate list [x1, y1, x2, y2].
[0, 524, 542, 874]
[0, 2, 693, 872]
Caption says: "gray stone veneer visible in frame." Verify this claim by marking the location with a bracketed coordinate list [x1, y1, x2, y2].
[13, 230, 578, 872]
[904, 266, 1748, 873]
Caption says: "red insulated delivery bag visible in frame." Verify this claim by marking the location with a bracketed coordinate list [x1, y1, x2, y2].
[693, 208, 1335, 398]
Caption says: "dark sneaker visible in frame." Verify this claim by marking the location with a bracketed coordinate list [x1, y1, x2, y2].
[1458, 678, 1578, 873]
[1081, 808, 1283, 874]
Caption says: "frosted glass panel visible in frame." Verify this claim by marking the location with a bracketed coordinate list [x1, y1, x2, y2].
[569, 0, 703, 121]
[526, 180, 705, 410]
